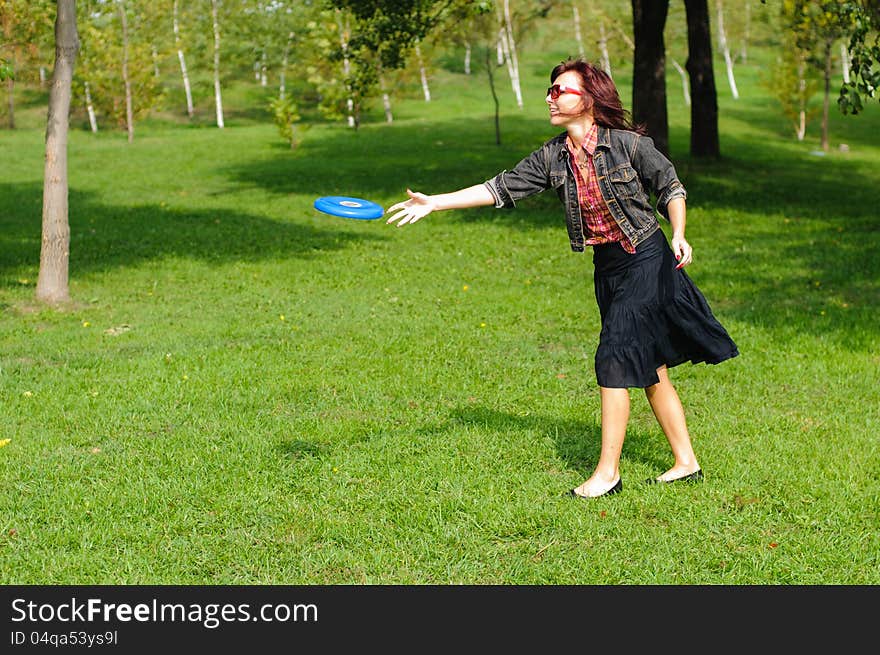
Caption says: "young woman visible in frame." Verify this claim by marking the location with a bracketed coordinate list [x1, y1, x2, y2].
[386, 59, 739, 498]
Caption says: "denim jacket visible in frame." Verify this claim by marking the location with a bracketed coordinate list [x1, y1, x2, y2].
[483, 126, 687, 252]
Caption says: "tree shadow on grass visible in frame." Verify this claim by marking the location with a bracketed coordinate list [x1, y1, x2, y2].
[234, 116, 880, 348]
[0, 182, 383, 282]
[669, 131, 880, 350]
[226, 115, 568, 228]
[438, 405, 669, 477]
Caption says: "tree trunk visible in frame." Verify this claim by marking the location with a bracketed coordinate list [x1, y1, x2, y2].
[1, 12, 15, 128]
[716, 0, 739, 99]
[840, 42, 850, 83]
[685, 0, 720, 158]
[211, 0, 224, 128]
[485, 47, 500, 146]
[796, 55, 806, 141]
[119, 0, 134, 143]
[280, 31, 292, 99]
[415, 42, 431, 102]
[821, 39, 831, 152]
[173, 0, 194, 117]
[37, 0, 79, 305]
[502, 0, 522, 108]
[379, 70, 393, 124]
[671, 58, 691, 106]
[151, 44, 159, 78]
[739, 0, 750, 62]
[573, 4, 585, 58]
[599, 22, 612, 77]
[464, 41, 471, 74]
[631, 0, 669, 156]
[6, 73, 13, 129]
[84, 80, 98, 132]
[336, 9, 355, 126]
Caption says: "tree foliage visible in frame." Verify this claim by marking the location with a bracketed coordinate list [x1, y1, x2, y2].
[75, 2, 164, 130]
[838, 0, 880, 114]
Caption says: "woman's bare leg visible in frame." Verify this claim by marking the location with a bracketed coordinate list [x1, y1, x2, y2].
[644, 366, 701, 480]
[572, 386, 629, 497]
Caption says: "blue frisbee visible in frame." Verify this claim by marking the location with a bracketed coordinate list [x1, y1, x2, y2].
[314, 196, 384, 220]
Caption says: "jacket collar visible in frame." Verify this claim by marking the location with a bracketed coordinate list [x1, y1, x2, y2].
[554, 125, 612, 161]
[595, 125, 611, 150]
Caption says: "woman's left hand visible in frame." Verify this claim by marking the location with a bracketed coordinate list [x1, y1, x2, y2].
[671, 235, 693, 269]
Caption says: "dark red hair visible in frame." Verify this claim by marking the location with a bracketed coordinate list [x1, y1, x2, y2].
[551, 58, 646, 134]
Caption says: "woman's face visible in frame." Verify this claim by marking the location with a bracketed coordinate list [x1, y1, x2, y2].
[547, 70, 590, 126]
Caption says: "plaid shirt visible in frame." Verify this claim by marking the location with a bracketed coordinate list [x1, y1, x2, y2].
[566, 124, 636, 254]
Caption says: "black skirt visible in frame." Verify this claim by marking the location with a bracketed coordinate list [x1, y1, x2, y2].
[592, 228, 739, 388]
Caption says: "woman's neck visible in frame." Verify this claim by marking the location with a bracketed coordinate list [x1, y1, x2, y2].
[566, 117, 595, 149]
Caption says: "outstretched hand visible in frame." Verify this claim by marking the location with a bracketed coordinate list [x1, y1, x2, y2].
[386, 188, 436, 227]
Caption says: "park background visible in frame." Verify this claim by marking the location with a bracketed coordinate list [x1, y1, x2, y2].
[1, 1, 878, 584]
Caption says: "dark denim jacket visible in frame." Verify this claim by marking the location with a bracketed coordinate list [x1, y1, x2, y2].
[483, 126, 687, 252]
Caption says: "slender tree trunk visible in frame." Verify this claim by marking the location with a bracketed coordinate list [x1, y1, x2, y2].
[260, 50, 267, 87]
[631, 0, 669, 156]
[119, 0, 134, 143]
[379, 70, 392, 124]
[671, 58, 691, 106]
[739, 0, 750, 62]
[464, 41, 471, 74]
[599, 22, 612, 77]
[37, 0, 79, 305]
[1, 13, 15, 128]
[84, 80, 98, 132]
[821, 39, 831, 152]
[573, 4, 585, 58]
[498, 28, 516, 103]
[336, 10, 355, 126]
[211, 0, 224, 128]
[151, 43, 159, 77]
[280, 32, 292, 99]
[716, 0, 739, 99]
[173, 0, 194, 118]
[6, 72, 13, 129]
[40, 66, 47, 85]
[485, 47, 500, 146]
[841, 42, 850, 83]
[415, 42, 431, 102]
[685, 0, 720, 158]
[502, 0, 522, 108]
[796, 55, 806, 141]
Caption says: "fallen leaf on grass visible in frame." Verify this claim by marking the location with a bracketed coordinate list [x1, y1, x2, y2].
[103, 324, 131, 336]
[733, 495, 760, 508]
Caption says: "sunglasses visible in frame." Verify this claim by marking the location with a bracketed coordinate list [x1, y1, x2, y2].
[547, 84, 584, 100]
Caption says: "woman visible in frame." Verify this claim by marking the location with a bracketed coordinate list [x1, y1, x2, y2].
[386, 59, 739, 498]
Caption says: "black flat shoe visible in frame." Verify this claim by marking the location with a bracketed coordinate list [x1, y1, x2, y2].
[569, 478, 623, 498]
[645, 469, 703, 485]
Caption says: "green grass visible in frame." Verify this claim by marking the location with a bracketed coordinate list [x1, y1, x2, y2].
[1, 45, 879, 584]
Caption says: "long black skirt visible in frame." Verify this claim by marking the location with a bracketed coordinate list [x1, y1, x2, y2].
[592, 228, 739, 388]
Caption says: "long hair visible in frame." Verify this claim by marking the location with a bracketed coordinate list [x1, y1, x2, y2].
[550, 58, 646, 134]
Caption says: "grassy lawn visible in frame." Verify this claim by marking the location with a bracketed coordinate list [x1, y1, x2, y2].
[1, 42, 878, 584]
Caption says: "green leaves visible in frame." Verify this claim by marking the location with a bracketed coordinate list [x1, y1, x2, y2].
[269, 94, 304, 148]
[0, 57, 13, 81]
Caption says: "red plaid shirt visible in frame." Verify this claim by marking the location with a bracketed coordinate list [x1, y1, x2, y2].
[566, 124, 636, 254]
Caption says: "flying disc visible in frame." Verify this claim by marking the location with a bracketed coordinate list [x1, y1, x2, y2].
[314, 196, 384, 220]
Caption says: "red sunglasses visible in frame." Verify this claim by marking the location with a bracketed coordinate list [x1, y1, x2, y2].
[547, 84, 584, 100]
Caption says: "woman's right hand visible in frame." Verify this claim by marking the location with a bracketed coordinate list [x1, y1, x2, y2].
[386, 188, 437, 227]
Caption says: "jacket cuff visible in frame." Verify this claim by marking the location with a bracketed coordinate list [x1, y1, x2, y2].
[484, 174, 514, 209]
[657, 182, 687, 219]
